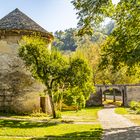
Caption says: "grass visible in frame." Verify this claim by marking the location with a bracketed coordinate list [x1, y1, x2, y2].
[115, 107, 140, 125]
[115, 107, 128, 115]
[61, 107, 103, 122]
[0, 107, 103, 139]
[0, 112, 49, 120]
[103, 99, 122, 107]
[125, 114, 140, 125]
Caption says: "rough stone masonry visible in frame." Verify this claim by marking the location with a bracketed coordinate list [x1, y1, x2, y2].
[0, 8, 53, 114]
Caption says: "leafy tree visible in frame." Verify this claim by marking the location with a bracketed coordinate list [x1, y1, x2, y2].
[53, 28, 78, 51]
[101, 0, 140, 69]
[19, 36, 67, 118]
[73, 0, 140, 70]
[53, 28, 106, 52]
[72, 0, 114, 35]
[76, 43, 140, 85]
[19, 36, 93, 117]
[54, 56, 94, 111]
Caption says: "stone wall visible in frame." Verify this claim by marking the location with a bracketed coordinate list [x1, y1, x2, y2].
[86, 88, 102, 106]
[0, 35, 46, 114]
[127, 86, 140, 104]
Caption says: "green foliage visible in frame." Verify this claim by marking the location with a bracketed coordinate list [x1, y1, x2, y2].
[55, 111, 62, 118]
[19, 36, 67, 91]
[130, 101, 140, 110]
[101, 0, 140, 70]
[72, 0, 114, 35]
[129, 101, 140, 114]
[54, 56, 94, 110]
[115, 107, 128, 115]
[54, 28, 77, 51]
[53, 28, 107, 51]
[76, 42, 140, 84]
[73, 0, 140, 77]
[19, 36, 94, 115]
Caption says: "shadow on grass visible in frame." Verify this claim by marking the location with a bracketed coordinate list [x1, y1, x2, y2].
[30, 128, 103, 140]
[0, 119, 58, 128]
[102, 126, 140, 140]
[29, 126, 140, 140]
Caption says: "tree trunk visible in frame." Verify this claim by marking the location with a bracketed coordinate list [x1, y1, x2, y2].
[113, 89, 116, 102]
[104, 93, 106, 101]
[48, 89, 56, 118]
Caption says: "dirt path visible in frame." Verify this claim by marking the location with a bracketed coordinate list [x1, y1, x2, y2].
[98, 106, 140, 140]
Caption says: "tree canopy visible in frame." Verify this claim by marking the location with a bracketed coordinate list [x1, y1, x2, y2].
[72, 0, 140, 71]
[19, 36, 93, 117]
[101, 0, 140, 69]
[72, 0, 114, 35]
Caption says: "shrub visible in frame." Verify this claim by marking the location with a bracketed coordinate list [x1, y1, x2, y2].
[129, 101, 138, 110]
[62, 104, 78, 111]
[136, 108, 140, 114]
[129, 101, 140, 114]
[55, 111, 62, 119]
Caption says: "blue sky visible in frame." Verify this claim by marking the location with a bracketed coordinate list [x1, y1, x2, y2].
[0, 0, 119, 33]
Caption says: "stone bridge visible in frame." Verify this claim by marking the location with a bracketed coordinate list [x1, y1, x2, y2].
[86, 84, 140, 107]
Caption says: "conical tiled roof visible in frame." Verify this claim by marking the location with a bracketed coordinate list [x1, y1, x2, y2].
[0, 8, 53, 40]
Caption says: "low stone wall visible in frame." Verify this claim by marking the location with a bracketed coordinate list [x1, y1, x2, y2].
[86, 90, 102, 107]
[127, 86, 140, 104]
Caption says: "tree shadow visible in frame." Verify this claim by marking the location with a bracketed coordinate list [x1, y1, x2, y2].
[30, 128, 103, 140]
[0, 119, 58, 128]
[103, 126, 140, 140]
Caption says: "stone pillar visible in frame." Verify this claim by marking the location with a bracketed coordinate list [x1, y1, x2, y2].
[122, 86, 128, 107]
[113, 89, 116, 102]
[100, 87, 103, 105]
[104, 93, 106, 101]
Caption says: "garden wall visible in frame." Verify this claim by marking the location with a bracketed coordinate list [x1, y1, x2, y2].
[127, 86, 140, 104]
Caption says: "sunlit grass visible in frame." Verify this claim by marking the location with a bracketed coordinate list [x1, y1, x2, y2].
[0, 119, 102, 139]
[103, 99, 122, 107]
[115, 107, 140, 125]
[0, 107, 103, 139]
[115, 107, 128, 115]
[61, 107, 103, 122]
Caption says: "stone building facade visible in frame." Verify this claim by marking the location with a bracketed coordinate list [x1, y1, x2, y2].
[0, 8, 53, 114]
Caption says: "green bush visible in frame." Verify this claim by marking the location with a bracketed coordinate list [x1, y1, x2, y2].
[56, 111, 62, 118]
[129, 101, 140, 114]
[136, 108, 140, 114]
[62, 104, 78, 111]
[129, 101, 138, 110]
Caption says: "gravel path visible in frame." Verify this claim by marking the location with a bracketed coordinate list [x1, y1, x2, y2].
[98, 106, 140, 140]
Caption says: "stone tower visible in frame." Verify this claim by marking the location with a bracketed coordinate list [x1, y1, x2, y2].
[0, 8, 53, 114]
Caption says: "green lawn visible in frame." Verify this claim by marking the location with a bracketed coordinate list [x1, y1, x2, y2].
[103, 99, 122, 107]
[0, 107, 103, 140]
[115, 107, 128, 115]
[115, 107, 140, 125]
[61, 107, 102, 122]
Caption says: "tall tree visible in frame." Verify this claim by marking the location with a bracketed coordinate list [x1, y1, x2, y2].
[19, 36, 93, 117]
[72, 0, 114, 35]
[101, 0, 140, 69]
[53, 28, 77, 51]
[73, 0, 140, 73]
[19, 36, 67, 118]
